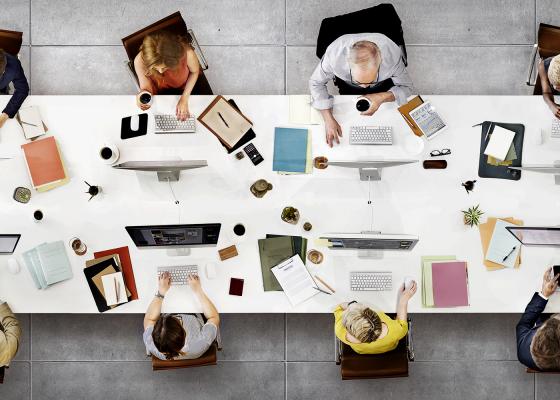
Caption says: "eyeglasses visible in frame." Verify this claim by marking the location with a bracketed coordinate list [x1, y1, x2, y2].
[430, 149, 451, 157]
[349, 67, 379, 86]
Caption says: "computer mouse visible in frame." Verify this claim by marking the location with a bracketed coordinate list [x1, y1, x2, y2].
[403, 276, 414, 289]
[533, 129, 544, 145]
[205, 262, 217, 280]
[8, 258, 21, 274]
[130, 114, 140, 131]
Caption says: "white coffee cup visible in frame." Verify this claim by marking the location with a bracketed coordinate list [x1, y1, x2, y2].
[355, 96, 372, 112]
[99, 143, 120, 165]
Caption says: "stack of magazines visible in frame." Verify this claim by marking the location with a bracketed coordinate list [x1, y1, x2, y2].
[22, 241, 73, 290]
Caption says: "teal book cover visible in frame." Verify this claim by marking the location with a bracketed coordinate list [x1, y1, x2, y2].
[272, 127, 308, 172]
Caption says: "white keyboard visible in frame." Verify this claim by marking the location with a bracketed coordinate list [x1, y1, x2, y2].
[552, 118, 560, 138]
[155, 114, 196, 133]
[349, 126, 393, 145]
[157, 265, 199, 285]
[350, 271, 393, 291]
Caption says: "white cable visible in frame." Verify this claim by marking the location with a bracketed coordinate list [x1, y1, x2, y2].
[167, 178, 181, 223]
[368, 176, 373, 232]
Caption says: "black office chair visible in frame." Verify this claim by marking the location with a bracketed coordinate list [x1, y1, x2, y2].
[526, 23, 560, 95]
[335, 317, 415, 380]
[316, 3, 408, 66]
[0, 366, 5, 384]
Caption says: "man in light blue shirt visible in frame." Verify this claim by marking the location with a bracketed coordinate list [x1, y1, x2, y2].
[309, 33, 416, 147]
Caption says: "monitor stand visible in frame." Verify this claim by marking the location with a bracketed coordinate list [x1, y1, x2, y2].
[359, 167, 382, 182]
[166, 248, 191, 257]
[158, 171, 180, 182]
[357, 231, 383, 259]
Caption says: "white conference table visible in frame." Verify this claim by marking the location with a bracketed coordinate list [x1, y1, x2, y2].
[1, 95, 560, 314]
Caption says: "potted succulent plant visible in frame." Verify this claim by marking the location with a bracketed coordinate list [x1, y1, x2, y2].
[462, 205, 484, 227]
[281, 206, 300, 224]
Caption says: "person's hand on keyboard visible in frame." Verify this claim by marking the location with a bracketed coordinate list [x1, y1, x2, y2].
[186, 273, 201, 292]
[360, 92, 395, 116]
[158, 272, 171, 296]
[176, 95, 191, 121]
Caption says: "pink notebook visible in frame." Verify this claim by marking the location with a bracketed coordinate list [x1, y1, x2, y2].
[431, 261, 469, 307]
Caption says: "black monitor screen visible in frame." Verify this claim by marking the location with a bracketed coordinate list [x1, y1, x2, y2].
[0, 234, 21, 254]
[506, 227, 560, 246]
[125, 224, 220, 248]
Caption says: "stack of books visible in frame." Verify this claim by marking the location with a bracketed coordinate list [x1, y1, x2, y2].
[22, 241, 73, 290]
[21, 136, 69, 192]
[85, 246, 138, 312]
[272, 127, 312, 174]
[422, 256, 469, 308]
[258, 235, 308, 291]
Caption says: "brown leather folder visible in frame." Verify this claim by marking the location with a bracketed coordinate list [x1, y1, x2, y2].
[397, 95, 424, 137]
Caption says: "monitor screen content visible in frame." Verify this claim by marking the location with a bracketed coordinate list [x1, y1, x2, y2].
[0, 234, 21, 254]
[125, 224, 221, 248]
[507, 227, 560, 246]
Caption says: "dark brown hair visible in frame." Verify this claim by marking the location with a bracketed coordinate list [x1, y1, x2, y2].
[152, 315, 186, 360]
[531, 315, 560, 371]
[0, 49, 6, 76]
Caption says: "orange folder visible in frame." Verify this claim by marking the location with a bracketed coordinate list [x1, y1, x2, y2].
[21, 136, 65, 188]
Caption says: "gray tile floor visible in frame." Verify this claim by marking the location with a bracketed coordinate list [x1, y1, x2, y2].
[1, 1, 559, 399]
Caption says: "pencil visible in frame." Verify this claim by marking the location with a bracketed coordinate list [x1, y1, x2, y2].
[314, 274, 335, 293]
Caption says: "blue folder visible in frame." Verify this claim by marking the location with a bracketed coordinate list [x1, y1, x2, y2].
[272, 127, 308, 173]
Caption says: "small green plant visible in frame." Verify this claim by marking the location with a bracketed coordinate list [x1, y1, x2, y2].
[281, 206, 300, 224]
[462, 205, 484, 227]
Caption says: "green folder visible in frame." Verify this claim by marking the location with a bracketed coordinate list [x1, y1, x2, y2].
[258, 236, 307, 291]
[421, 255, 456, 307]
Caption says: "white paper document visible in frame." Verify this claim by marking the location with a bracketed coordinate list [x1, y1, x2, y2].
[485, 219, 521, 268]
[289, 95, 322, 125]
[484, 125, 515, 161]
[272, 255, 318, 306]
[17, 106, 46, 140]
[101, 272, 128, 306]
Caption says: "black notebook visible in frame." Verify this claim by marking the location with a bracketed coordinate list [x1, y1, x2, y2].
[477, 121, 524, 181]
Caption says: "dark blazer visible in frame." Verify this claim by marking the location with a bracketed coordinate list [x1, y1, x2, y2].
[516, 292, 548, 370]
[0, 53, 29, 118]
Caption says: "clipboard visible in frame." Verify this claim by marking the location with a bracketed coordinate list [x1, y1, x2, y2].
[398, 95, 424, 137]
[198, 95, 254, 150]
[476, 121, 524, 181]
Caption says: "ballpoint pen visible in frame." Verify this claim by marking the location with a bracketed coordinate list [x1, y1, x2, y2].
[312, 286, 332, 295]
[314, 274, 335, 294]
[502, 246, 516, 262]
[217, 112, 229, 128]
[114, 277, 120, 302]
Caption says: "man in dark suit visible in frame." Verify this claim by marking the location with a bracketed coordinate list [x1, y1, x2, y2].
[0, 48, 29, 129]
[516, 267, 560, 371]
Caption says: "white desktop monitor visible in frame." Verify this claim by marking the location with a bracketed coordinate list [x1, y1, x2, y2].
[509, 163, 560, 185]
[320, 232, 419, 251]
[317, 158, 418, 181]
[113, 160, 208, 182]
[0, 234, 21, 254]
[506, 227, 560, 246]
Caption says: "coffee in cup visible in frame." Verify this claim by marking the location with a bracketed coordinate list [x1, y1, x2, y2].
[139, 91, 153, 106]
[99, 144, 119, 165]
[355, 97, 371, 112]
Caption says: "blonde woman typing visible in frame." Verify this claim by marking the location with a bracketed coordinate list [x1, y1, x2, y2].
[134, 31, 201, 120]
[334, 281, 417, 354]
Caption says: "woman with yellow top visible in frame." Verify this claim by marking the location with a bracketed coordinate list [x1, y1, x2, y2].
[334, 280, 417, 354]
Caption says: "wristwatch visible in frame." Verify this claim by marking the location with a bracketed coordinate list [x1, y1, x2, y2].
[155, 291, 165, 300]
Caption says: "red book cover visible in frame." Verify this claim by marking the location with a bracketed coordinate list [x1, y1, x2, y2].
[94, 246, 138, 300]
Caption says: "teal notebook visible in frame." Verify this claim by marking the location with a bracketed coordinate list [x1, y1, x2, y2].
[273, 127, 308, 173]
[23, 241, 73, 290]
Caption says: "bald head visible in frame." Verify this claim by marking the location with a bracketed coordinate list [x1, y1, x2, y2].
[347, 41, 381, 86]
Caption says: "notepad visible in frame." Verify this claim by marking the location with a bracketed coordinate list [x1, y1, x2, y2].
[484, 125, 516, 161]
[485, 219, 521, 268]
[101, 272, 128, 306]
[289, 95, 322, 125]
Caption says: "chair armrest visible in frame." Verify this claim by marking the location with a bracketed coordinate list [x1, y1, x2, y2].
[406, 318, 415, 362]
[526, 44, 539, 86]
[335, 337, 342, 364]
[188, 29, 208, 70]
